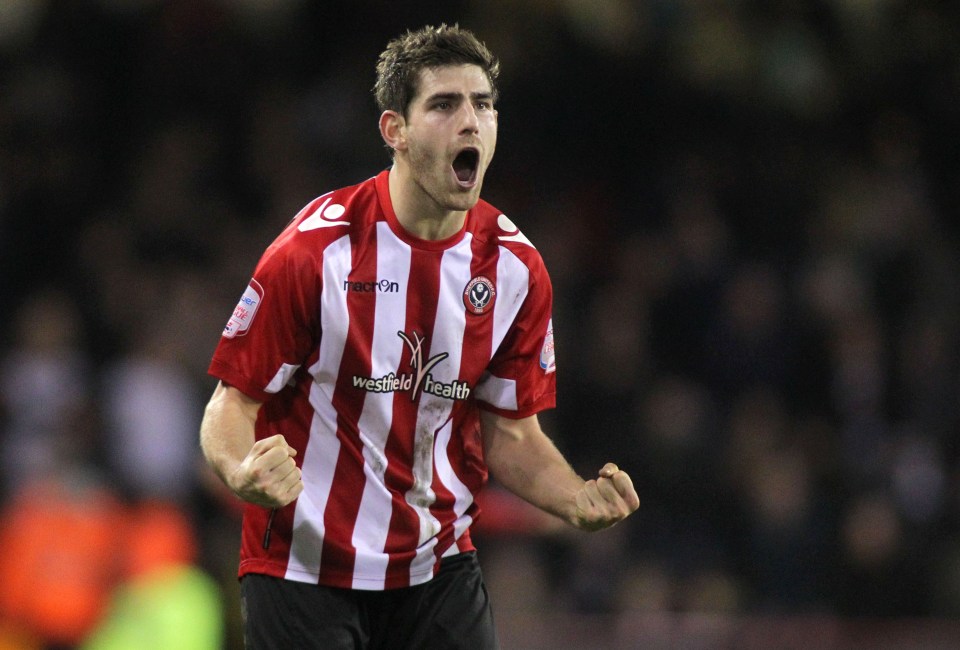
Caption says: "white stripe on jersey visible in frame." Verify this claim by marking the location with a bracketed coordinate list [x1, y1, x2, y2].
[473, 373, 519, 410]
[265, 362, 301, 394]
[351, 430, 393, 589]
[350, 222, 412, 589]
[310, 235, 353, 393]
[286, 235, 352, 581]
[284, 408, 340, 582]
[433, 416, 475, 556]
[491, 246, 532, 353]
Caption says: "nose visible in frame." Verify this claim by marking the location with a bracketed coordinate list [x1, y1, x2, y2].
[459, 103, 479, 134]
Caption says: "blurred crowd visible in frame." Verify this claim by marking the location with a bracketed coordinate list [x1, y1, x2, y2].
[1, 0, 959, 648]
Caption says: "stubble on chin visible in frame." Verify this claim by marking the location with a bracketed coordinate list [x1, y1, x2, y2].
[406, 145, 487, 213]
[448, 185, 482, 211]
[419, 167, 480, 212]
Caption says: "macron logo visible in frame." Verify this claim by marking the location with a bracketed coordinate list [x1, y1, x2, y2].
[343, 279, 400, 293]
[298, 196, 349, 231]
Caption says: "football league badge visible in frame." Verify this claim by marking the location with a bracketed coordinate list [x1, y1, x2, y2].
[223, 279, 263, 338]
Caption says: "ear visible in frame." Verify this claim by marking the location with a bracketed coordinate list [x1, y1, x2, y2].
[379, 110, 407, 152]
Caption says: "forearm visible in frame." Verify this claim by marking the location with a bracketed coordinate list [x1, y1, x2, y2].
[200, 382, 258, 491]
[201, 382, 302, 507]
[481, 411, 640, 531]
[481, 412, 585, 526]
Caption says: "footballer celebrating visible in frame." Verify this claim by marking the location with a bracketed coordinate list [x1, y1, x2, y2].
[200, 24, 639, 649]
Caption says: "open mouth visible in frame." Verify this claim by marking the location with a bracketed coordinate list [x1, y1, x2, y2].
[452, 148, 479, 186]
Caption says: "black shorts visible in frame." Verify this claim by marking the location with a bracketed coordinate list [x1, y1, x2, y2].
[240, 551, 500, 650]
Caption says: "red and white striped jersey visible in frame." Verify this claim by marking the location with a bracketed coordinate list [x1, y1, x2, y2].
[209, 170, 556, 590]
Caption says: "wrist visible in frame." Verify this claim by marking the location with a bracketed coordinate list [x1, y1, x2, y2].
[559, 482, 586, 528]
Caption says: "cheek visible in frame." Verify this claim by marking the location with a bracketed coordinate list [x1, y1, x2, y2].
[407, 139, 436, 168]
[484, 137, 497, 167]
[411, 134, 442, 160]
[483, 122, 498, 150]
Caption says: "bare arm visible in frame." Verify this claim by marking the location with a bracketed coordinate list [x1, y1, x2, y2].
[480, 411, 639, 532]
[199, 381, 303, 508]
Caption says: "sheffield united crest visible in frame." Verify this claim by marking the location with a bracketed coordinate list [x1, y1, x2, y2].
[463, 276, 496, 315]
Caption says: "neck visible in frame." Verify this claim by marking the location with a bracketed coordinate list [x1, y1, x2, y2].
[388, 165, 466, 241]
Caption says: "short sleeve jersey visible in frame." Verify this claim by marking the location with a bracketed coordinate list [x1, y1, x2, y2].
[209, 170, 556, 590]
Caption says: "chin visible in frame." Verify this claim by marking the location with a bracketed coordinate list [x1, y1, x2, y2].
[444, 187, 481, 211]
[450, 194, 481, 212]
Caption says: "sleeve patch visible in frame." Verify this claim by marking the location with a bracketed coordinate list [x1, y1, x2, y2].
[223, 279, 264, 339]
[539, 318, 556, 374]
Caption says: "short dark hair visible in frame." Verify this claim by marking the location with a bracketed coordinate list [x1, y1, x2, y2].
[373, 24, 500, 117]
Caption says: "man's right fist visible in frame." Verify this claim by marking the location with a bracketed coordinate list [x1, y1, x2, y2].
[230, 434, 304, 508]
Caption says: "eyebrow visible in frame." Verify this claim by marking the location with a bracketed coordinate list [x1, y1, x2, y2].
[424, 91, 495, 104]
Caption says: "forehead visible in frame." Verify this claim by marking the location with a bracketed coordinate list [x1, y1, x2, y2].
[412, 64, 491, 100]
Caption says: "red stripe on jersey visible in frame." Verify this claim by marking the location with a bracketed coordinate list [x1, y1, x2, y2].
[382, 247, 443, 589]
[458, 232, 497, 386]
[317, 224, 379, 587]
[238, 377, 313, 576]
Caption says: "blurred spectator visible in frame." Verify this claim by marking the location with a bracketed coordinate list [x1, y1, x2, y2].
[703, 262, 792, 400]
[739, 442, 826, 610]
[835, 492, 926, 617]
[81, 500, 223, 650]
[0, 289, 94, 497]
[0, 475, 123, 648]
[100, 322, 204, 503]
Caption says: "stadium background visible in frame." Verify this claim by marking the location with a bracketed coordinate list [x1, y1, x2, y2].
[1, 1, 959, 647]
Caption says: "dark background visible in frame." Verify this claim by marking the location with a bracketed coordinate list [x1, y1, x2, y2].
[1, 1, 959, 648]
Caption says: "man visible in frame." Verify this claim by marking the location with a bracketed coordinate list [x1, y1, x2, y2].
[200, 24, 639, 649]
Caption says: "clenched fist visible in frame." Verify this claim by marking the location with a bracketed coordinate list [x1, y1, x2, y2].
[229, 434, 304, 508]
[573, 463, 640, 532]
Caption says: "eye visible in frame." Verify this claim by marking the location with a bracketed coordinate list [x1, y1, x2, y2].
[435, 101, 451, 110]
